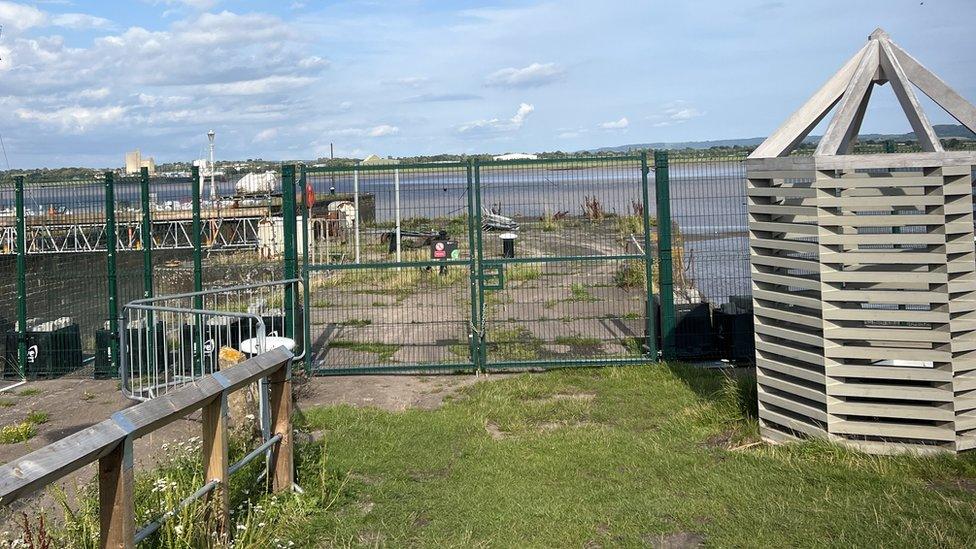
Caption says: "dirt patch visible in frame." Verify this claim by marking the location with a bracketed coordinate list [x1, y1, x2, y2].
[701, 430, 735, 450]
[644, 531, 706, 548]
[296, 373, 498, 412]
[928, 478, 976, 493]
[485, 421, 506, 440]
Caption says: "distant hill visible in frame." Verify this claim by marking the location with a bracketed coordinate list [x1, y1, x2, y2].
[587, 124, 976, 153]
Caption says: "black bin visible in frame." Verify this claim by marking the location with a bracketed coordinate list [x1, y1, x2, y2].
[3, 324, 83, 379]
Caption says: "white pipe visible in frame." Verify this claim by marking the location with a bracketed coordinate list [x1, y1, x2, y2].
[0, 380, 27, 394]
[353, 169, 361, 264]
[394, 168, 401, 264]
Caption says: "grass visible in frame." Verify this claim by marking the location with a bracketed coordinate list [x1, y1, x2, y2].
[17, 365, 976, 547]
[553, 334, 603, 354]
[18, 388, 41, 396]
[328, 340, 399, 362]
[280, 365, 976, 547]
[568, 282, 598, 302]
[506, 263, 541, 282]
[0, 398, 15, 408]
[25, 409, 50, 424]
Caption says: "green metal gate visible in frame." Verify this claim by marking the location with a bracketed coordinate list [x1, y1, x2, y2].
[300, 154, 655, 374]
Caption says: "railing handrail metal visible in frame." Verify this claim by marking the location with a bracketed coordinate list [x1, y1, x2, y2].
[0, 346, 295, 548]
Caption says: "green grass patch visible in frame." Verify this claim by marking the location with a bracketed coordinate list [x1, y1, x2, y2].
[568, 283, 598, 302]
[554, 334, 603, 352]
[506, 263, 542, 282]
[18, 388, 41, 396]
[614, 260, 647, 289]
[282, 365, 976, 547]
[25, 409, 49, 425]
[0, 398, 15, 408]
[328, 340, 399, 362]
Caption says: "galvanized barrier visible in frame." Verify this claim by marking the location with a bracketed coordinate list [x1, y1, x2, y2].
[120, 278, 305, 401]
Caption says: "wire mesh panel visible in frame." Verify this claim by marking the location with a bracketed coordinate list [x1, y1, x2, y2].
[477, 157, 653, 369]
[304, 162, 476, 374]
[664, 152, 752, 361]
[8, 176, 109, 378]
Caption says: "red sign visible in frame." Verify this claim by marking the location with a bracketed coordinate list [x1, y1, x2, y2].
[304, 181, 315, 209]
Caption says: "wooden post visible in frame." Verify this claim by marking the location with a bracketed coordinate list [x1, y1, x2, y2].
[268, 361, 293, 492]
[99, 437, 134, 549]
[202, 394, 230, 536]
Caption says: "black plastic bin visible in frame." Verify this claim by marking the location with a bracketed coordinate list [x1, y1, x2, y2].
[3, 324, 83, 379]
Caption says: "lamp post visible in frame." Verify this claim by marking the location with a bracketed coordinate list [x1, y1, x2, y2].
[207, 129, 216, 201]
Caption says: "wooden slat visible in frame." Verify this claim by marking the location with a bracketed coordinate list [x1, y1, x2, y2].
[821, 289, 946, 305]
[831, 419, 954, 442]
[830, 400, 953, 422]
[828, 382, 951, 402]
[827, 363, 951, 382]
[749, 221, 819, 235]
[751, 271, 821, 292]
[757, 339, 825, 367]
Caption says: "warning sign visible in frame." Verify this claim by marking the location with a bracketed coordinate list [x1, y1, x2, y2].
[431, 239, 458, 260]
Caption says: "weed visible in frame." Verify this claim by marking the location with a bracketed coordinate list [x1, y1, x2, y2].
[0, 421, 37, 444]
[81, 391, 96, 401]
[580, 196, 605, 220]
[0, 398, 14, 408]
[568, 283, 597, 302]
[507, 264, 541, 282]
[539, 211, 566, 232]
[18, 388, 41, 397]
[489, 327, 544, 361]
[25, 410, 49, 424]
[328, 340, 399, 362]
[338, 319, 372, 327]
[614, 260, 646, 289]
[553, 335, 603, 355]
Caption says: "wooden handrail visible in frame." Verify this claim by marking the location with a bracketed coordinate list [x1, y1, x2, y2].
[0, 346, 295, 548]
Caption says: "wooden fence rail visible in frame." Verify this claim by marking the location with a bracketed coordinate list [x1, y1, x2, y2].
[0, 346, 295, 548]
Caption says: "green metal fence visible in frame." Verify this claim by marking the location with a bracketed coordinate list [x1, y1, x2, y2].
[300, 155, 656, 374]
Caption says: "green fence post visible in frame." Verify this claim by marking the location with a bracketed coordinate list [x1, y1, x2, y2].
[282, 165, 297, 342]
[465, 160, 481, 371]
[884, 139, 896, 154]
[140, 167, 153, 299]
[640, 152, 658, 360]
[104, 171, 120, 376]
[299, 166, 311, 374]
[190, 165, 203, 299]
[654, 150, 676, 360]
[190, 165, 203, 375]
[14, 175, 27, 378]
[473, 159, 486, 372]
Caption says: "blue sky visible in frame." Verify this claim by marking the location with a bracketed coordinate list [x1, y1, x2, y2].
[0, 0, 974, 168]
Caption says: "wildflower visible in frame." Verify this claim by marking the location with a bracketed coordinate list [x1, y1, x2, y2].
[174, 525, 184, 535]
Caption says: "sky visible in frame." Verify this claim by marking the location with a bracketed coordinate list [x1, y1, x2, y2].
[0, 0, 974, 168]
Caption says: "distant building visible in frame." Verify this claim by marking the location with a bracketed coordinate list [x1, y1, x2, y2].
[124, 149, 156, 175]
[493, 153, 538, 161]
[359, 154, 399, 166]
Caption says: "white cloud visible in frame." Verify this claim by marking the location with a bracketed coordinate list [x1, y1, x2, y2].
[485, 62, 564, 88]
[0, 1, 47, 32]
[156, 0, 219, 11]
[458, 103, 534, 135]
[52, 13, 114, 30]
[253, 128, 278, 143]
[329, 125, 400, 138]
[15, 105, 127, 132]
[599, 117, 629, 130]
[650, 101, 706, 127]
[203, 75, 317, 96]
[382, 76, 428, 88]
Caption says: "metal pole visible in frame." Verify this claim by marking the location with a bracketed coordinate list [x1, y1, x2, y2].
[465, 161, 480, 369]
[473, 160, 486, 372]
[640, 152, 658, 359]
[299, 167, 311, 374]
[14, 175, 27, 378]
[394, 167, 401, 264]
[104, 172, 121, 375]
[654, 150, 676, 360]
[353, 169, 361, 263]
[281, 165, 297, 341]
[208, 130, 216, 201]
[139, 167, 153, 299]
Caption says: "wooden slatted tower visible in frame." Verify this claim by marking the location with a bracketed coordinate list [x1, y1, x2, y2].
[747, 28, 976, 454]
